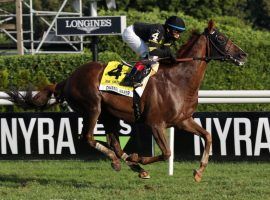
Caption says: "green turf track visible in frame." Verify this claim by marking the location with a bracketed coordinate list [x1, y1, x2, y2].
[0, 160, 269, 200]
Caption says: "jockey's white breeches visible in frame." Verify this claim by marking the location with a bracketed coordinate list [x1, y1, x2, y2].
[122, 25, 149, 58]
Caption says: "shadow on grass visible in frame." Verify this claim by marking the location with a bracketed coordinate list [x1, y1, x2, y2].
[0, 174, 95, 189]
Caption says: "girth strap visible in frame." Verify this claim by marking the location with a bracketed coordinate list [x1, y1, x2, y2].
[133, 91, 142, 122]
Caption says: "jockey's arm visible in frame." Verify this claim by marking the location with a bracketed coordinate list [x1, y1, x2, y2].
[147, 29, 175, 60]
[148, 43, 174, 58]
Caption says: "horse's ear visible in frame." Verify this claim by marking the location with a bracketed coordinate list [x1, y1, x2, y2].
[207, 19, 215, 33]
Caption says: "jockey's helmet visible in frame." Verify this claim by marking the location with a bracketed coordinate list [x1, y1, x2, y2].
[165, 16, 186, 38]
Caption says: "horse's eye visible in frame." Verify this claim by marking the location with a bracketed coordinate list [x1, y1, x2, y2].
[216, 35, 226, 45]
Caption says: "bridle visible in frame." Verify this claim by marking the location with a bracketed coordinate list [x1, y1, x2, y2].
[175, 29, 233, 63]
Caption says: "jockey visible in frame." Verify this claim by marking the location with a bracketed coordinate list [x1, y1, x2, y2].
[122, 16, 186, 86]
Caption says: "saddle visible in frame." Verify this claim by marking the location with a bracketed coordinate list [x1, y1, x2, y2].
[121, 60, 157, 88]
[99, 60, 159, 122]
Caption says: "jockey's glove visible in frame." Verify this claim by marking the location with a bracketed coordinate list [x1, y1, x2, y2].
[170, 54, 178, 64]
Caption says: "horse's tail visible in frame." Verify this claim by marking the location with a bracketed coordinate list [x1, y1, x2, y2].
[6, 80, 66, 110]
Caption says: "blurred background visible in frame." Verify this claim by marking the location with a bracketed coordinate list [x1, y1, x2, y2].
[0, 0, 269, 112]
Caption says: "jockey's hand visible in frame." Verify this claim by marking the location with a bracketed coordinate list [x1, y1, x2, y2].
[152, 56, 159, 62]
[149, 56, 159, 62]
[170, 54, 178, 64]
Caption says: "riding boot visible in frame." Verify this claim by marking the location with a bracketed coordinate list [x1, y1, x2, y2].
[122, 67, 139, 86]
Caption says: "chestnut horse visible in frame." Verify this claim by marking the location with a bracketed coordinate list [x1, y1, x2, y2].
[7, 20, 247, 182]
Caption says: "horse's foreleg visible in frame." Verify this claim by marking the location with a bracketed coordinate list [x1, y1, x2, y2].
[127, 124, 171, 165]
[178, 117, 212, 182]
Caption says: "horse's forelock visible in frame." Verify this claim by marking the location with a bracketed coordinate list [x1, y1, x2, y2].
[207, 20, 215, 33]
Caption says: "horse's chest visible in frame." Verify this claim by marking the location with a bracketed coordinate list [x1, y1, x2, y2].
[175, 97, 198, 120]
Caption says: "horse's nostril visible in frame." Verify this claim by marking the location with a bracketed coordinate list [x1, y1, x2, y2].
[240, 52, 248, 58]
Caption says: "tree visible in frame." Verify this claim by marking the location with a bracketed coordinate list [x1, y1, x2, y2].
[247, 0, 270, 30]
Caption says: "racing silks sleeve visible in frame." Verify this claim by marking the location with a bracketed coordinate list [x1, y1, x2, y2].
[148, 29, 173, 58]
[148, 44, 173, 58]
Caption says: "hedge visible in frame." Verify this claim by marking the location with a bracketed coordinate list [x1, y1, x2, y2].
[0, 10, 270, 112]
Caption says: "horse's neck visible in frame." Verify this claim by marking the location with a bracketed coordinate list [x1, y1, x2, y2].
[171, 35, 207, 96]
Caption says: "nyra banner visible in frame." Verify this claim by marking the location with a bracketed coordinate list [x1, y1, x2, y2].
[1, 112, 269, 160]
[0, 112, 152, 159]
[174, 112, 270, 160]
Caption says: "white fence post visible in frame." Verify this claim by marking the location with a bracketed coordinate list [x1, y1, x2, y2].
[168, 127, 174, 176]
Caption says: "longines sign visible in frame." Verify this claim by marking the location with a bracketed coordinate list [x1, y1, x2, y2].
[56, 16, 126, 36]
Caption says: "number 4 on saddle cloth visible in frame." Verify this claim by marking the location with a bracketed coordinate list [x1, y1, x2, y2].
[99, 60, 159, 98]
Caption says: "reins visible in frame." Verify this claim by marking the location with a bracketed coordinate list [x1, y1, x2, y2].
[175, 55, 231, 62]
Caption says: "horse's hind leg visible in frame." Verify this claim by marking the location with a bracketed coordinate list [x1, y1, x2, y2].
[106, 132, 150, 179]
[81, 108, 121, 171]
[178, 117, 212, 182]
[100, 113, 150, 178]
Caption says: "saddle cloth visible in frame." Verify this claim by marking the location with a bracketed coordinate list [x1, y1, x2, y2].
[99, 61, 159, 97]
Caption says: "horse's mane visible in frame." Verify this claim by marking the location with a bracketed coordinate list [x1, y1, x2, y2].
[177, 30, 201, 58]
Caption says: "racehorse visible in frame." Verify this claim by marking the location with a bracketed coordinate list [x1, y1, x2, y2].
[7, 20, 247, 182]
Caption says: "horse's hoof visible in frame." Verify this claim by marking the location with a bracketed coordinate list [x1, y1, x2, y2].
[193, 169, 202, 182]
[138, 171, 150, 179]
[111, 160, 121, 172]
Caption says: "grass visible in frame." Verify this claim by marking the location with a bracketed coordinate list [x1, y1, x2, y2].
[0, 160, 269, 200]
